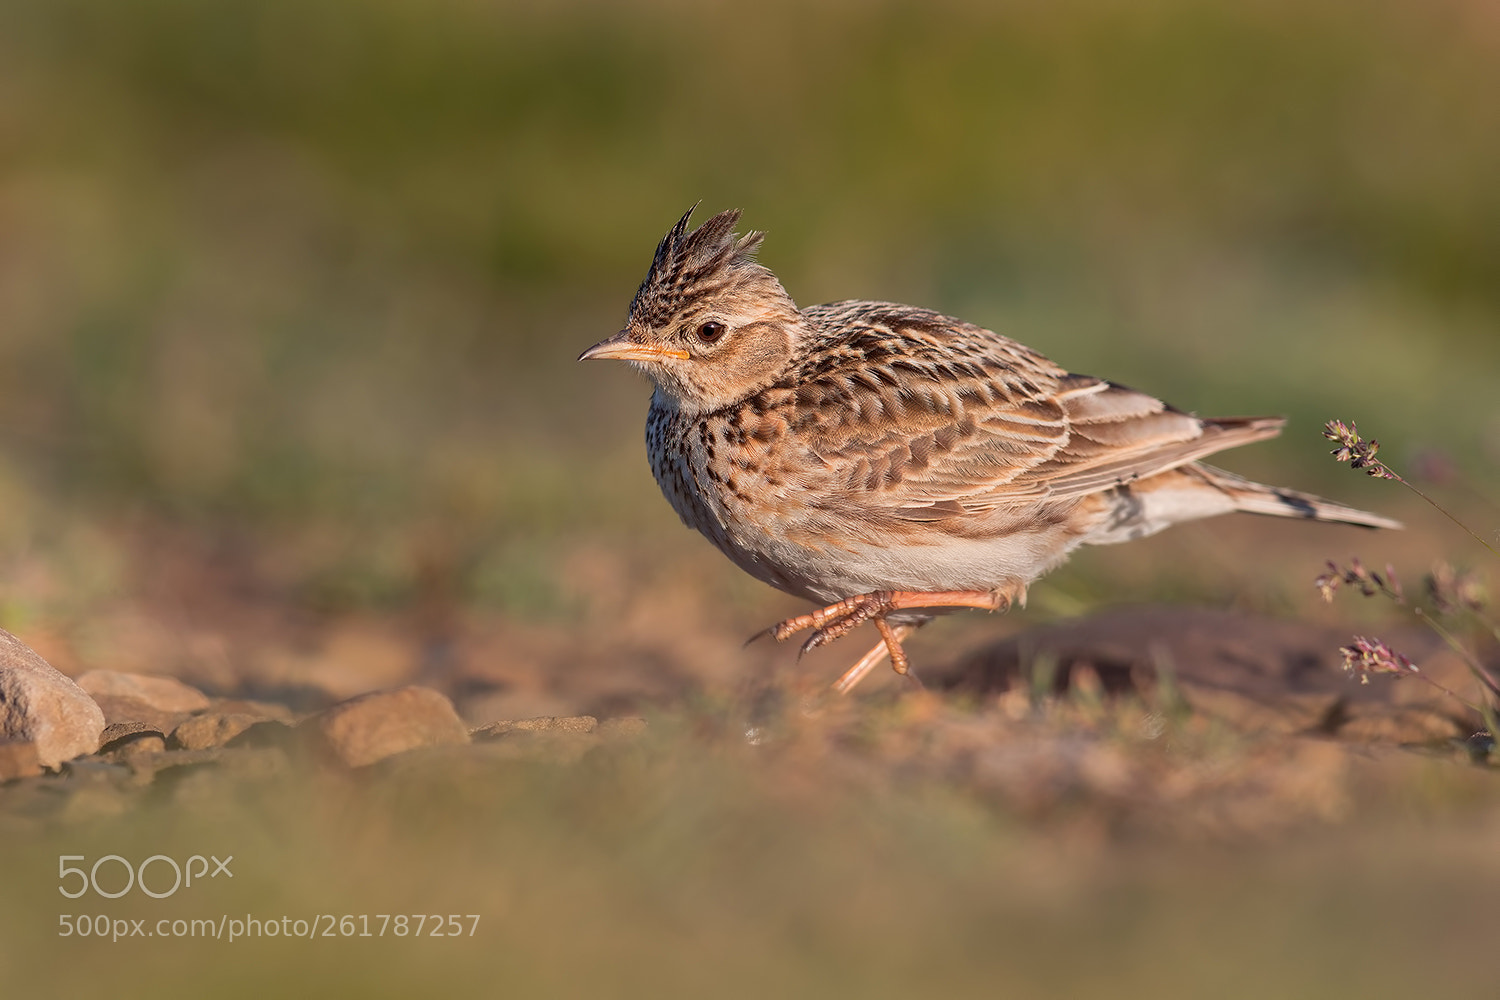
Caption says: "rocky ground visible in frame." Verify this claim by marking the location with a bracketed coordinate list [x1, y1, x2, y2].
[1, 599, 1489, 832]
[3, 530, 1496, 999]
[0, 623, 652, 827]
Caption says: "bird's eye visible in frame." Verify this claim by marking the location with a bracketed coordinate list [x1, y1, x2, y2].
[696, 321, 727, 344]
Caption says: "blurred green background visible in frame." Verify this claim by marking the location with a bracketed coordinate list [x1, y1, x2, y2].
[1, 0, 1497, 628]
[2, 2, 1499, 996]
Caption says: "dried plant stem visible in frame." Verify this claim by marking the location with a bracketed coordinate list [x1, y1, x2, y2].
[1323, 419, 1498, 559]
[1413, 672, 1487, 715]
[1321, 421, 1498, 737]
[1388, 471, 1499, 560]
[1414, 608, 1500, 698]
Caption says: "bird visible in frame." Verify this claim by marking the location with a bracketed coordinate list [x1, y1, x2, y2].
[579, 206, 1401, 694]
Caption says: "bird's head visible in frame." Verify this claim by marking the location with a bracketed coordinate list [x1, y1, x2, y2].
[579, 206, 807, 414]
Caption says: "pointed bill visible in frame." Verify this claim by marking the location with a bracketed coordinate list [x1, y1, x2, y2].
[578, 330, 689, 363]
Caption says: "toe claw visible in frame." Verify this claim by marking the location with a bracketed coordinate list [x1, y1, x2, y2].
[744, 625, 779, 648]
[798, 631, 829, 657]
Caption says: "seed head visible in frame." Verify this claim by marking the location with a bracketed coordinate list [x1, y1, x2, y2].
[1338, 635, 1419, 684]
[1323, 419, 1398, 480]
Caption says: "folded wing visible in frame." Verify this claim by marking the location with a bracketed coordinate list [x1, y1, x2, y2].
[788, 304, 1282, 520]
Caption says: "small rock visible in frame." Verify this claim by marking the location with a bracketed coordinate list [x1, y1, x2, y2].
[86, 694, 193, 733]
[170, 713, 260, 750]
[0, 628, 106, 767]
[311, 686, 470, 767]
[0, 740, 43, 782]
[97, 722, 169, 764]
[472, 715, 599, 739]
[99, 720, 167, 748]
[76, 671, 211, 713]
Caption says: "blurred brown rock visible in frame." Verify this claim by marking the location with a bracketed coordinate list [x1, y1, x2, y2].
[471, 715, 599, 739]
[83, 697, 187, 733]
[311, 686, 470, 767]
[98, 721, 167, 750]
[0, 628, 106, 767]
[97, 722, 170, 768]
[468, 715, 606, 763]
[77, 670, 212, 732]
[76, 671, 211, 713]
[171, 713, 261, 750]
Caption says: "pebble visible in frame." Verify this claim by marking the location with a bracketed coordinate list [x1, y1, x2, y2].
[310, 686, 471, 767]
[472, 715, 599, 739]
[76, 670, 212, 711]
[170, 712, 261, 750]
[97, 722, 169, 764]
[0, 628, 106, 768]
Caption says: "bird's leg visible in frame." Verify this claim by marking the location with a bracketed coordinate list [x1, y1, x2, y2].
[831, 622, 915, 695]
[767, 583, 1028, 691]
[769, 591, 898, 643]
[771, 586, 1024, 650]
[874, 618, 911, 675]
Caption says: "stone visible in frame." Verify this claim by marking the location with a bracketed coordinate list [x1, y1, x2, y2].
[310, 686, 470, 767]
[0, 740, 42, 782]
[0, 628, 106, 767]
[76, 670, 211, 713]
[79, 671, 211, 733]
[99, 720, 166, 747]
[170, 713, 260, 750]
[97, 721, 169, 764]
[471, 715, 599, 739]
[85, 694, 193, 734]
[465, 715, 636, 765]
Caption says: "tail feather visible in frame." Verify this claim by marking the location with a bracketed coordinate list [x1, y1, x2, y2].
[1191, 465, 1403, 530]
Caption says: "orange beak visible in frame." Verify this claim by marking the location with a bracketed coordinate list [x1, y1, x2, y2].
[578, 332, 689, 363]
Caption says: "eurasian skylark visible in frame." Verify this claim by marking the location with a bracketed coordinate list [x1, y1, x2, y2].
[581, 207, 1399, 694]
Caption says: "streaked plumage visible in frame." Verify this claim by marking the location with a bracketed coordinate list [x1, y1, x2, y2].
[581, 207, 1400, 693]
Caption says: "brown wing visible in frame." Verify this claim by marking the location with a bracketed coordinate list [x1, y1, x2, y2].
[1014, 376, 1285, 501]
[787, 302, 1283, 520]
